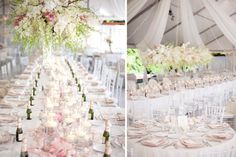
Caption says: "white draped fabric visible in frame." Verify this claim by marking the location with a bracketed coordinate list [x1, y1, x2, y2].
[89, 0, 125, 20]
[128, 0, 147, 22]
[180, 0, 204, 47]
[201, 0, 236, 47]
[110, 0, 125, 19]
[137, 0, 171, 50]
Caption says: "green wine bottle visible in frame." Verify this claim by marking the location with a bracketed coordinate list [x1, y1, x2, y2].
[102, 120, 110, 144]
[29, 94, 34, 106]
[103, 141, 111, 157]
[37, 72, 40, 79]
[77, 81, 81, 92]
[35, 79, 38, 87]
[16, 118, 23, 142]
[82, 88, 86, 102]
[88, 101, 94, 120]
[75, 78, 78, 84]
[20, 139, 29, 157]
[32, 87, 36, 96]
[26, 104, 32, 120]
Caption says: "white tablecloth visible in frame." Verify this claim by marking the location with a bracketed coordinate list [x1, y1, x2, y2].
[128, 133, 236, 157]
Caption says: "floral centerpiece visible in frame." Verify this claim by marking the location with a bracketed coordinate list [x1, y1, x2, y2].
[142, 43, 213, 74]
[9, 0, 98, 54]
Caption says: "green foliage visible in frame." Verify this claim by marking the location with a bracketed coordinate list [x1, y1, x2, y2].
[127, 48, 145, 74]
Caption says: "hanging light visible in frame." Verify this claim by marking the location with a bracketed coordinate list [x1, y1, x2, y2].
[169, 8, 175, 21]
[169, 9, 173, 16]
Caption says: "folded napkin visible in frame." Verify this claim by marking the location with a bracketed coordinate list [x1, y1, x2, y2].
[7, 89, 24, 96]
[131, 121, 146, 128]
[0, 99, 13, 107]
[0, 130, 11, 144]
[101, 98, 116, 107]
[207, 132, 234, 140]
[153, 132, 168, 137]
[1, 98, 26, 107]
[180, 139, 203, 148]
[208, 123, 229, 129]
[141, 138, 166, 147]
[17, 74, 30, 80]
[104, 97, 115, 104]
[128, 130, 147, 139]
[117, 113, 125, 121]
[0, 114, 17, 123]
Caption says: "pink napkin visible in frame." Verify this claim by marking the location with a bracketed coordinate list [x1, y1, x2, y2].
[208, 123, 229, 129]
[208, 132, 234, 140]
[180, 139, 203, 148]
[128, 130, 147, 139]
[141, 138, 166, 147]
[131, 121, 146, 128]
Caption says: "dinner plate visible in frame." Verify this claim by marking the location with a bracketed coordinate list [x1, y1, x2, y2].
[93, 144, 105, 153]
[111, 127, 124, 136]
[168, 133, 180, 139]
[154, 132, 168, 137]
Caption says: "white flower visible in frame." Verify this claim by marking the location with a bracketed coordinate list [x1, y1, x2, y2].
[65, 23, 76, 35]
[54, 15, 71, 35]
[43, 0, 58, 10]
[27, 6, 42, 17]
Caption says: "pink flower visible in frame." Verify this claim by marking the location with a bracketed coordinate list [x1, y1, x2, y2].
[79, 15, 87, 22]
[43, 11, 55, 22]
[56, 112, 64, 123]
[39, 0, 44, 4]
[14, 14, 26, 27]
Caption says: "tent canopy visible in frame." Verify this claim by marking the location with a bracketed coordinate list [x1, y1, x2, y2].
[128, 0, 236, 51]
[89, 0, 125, 20]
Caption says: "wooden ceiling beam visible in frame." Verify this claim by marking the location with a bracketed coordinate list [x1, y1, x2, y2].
[164, 7, 205, 34]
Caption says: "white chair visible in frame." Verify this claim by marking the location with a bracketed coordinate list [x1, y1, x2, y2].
[80, 56, 90, 71]
[127, 74, 137, 92]
[117, 59, 125, 76]
[93, 58, 103, 79]
[0, 51, 9, 79]
[100, 64, 109, 86]
[115, 75, 124, 101]
[106, 69, 117, 97]
[205, 105, 225, 123]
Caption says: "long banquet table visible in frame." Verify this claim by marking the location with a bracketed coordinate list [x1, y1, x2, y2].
[0, 55, 125, 156]
[128, 79, 236, 120]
